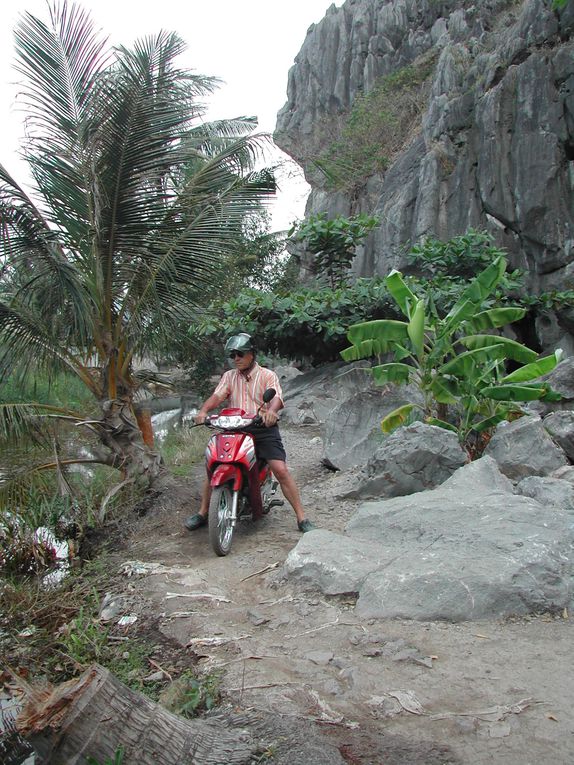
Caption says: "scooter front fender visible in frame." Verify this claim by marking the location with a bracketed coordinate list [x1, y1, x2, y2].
[210, 464, 242, 492]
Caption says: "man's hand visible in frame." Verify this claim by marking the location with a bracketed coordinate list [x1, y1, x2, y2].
[194, 411, 208, 425]
[261, 410, 279, 427]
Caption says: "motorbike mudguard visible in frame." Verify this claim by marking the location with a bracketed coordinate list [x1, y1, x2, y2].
[210, 463, 242, 491]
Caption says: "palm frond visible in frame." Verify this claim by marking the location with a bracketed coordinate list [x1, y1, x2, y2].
[0, 402, 84, 444]
[0, 302, 97, 393]
[0, 164, 96, 346]
[15, 2, 110, 141]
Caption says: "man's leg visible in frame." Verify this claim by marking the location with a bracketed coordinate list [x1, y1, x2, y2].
[198, 476, 211, 517]
[268, 459, 307, 525]
[184, 476, 211, 530]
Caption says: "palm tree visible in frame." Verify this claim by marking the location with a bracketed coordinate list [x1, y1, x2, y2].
[0, 2, 276, 494]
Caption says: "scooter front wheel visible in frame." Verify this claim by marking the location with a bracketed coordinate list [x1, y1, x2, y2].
[208, 483, 236, 556]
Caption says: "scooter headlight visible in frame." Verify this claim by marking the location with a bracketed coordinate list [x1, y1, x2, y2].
[214, 415, 250, 429]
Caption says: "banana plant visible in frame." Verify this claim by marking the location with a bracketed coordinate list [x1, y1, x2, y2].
[341, 255, 562, 451]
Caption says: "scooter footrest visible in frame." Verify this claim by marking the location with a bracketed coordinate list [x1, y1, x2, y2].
[268, 499, 284, 508]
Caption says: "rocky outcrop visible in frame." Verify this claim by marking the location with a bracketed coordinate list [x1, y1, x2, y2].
[283, 457, 574, 620]
[275, 0, 574, 349]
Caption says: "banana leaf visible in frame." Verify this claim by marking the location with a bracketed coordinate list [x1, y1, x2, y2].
[341, 340, 379, 362]
[481, 383, 558, 402]
[471, 410, 524, 433]
[385, 270, 418, 317]
[439, 343, 508, 377]
[370, 363, 412, 386]
[393, 344, 412, 361]
[347, 319, 410, 346]
[407, 299, 426, 359]
[441, 256, 506, 333]
[459, 335, 538, 364]
[424, 416, 458, 434]
[500, 349, 563, 383]
[429, 375, 460, 404]
[465, 306, 526, 332]
[381, 403, 416, 434]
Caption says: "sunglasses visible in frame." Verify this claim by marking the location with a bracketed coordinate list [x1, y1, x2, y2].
[228, 350, 245, 359]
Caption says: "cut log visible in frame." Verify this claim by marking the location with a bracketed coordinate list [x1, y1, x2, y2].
[15, 664, 347, 765]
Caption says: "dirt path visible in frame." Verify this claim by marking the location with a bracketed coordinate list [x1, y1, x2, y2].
[122, 424, 573, 764]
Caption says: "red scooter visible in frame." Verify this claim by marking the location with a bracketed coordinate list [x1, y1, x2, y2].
[203, 388, 283, 556]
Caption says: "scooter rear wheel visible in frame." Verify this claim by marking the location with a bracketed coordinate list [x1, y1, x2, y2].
[208, 483, 235, 556]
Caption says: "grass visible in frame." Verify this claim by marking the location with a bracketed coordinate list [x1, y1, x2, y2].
[1, 559, 162, 699]
[0, 368, 96, 411]
[160, 426, 210, 477]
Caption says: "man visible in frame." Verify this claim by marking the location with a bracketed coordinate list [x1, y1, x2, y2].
[184, 333, 315, 533]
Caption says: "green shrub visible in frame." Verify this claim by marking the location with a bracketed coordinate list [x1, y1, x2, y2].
[195, 278, 403, 364]
[289, 213, 378, 287]
[314, 50, 438, 193]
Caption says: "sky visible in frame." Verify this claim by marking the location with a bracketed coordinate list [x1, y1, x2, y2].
[0, 0, 342, 231]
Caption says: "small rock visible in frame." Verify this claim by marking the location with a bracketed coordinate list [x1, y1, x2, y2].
[321, 678, 343, 695]
[304, 650, 334, 665]
[144, 670, 166, 683]
[247, 610, 269, 627]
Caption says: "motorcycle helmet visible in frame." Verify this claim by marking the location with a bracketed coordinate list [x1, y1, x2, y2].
[224, 332, 255, 355]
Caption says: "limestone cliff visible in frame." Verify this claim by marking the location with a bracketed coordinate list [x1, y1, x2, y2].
[274, 0, 574, 352]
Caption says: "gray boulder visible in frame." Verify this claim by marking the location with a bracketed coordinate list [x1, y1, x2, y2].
[281, 361, 372, 426]
[529, 358, 574, 416]
[322, 385, 422, 471]
[282, 529, 386, 595]
[346, 421, 467, 498]
[542, 411, 574, 461]
[515, 475, 574, 510]
[484, 416, 569, 479]
[283, 457, 574, 621]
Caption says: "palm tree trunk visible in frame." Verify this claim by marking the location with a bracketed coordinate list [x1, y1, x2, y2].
[99, 398, 162, 484]
[16, 664, 267, 765]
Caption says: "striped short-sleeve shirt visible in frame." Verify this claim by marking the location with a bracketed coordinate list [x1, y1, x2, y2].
[213, 363, 284, 414]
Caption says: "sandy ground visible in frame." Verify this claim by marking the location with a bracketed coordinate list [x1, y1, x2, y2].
[121, 424, 574, 765]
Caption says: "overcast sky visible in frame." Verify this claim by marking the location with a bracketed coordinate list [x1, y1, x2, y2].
[0, 0, 342, 230]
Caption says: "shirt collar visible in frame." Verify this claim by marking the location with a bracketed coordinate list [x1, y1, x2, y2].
[238, 360, 259, 382]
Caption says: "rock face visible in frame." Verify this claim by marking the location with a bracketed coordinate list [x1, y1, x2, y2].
[275, 0, 574, 347]
[283, 457, 574, 620]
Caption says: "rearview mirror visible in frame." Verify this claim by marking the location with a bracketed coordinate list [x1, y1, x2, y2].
[263, 388, 276, 403]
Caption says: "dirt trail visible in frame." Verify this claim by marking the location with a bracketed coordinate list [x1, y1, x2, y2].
[123, 424, 573, 764]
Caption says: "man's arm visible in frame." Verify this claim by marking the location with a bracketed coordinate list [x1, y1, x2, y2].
[195, 391, 227, 424]
[261, 371, 284, 427]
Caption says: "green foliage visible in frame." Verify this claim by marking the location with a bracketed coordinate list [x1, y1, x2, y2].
[553, 0, 569, 9]
[521, 289, 574, 311]
[314, 50, 438, 193]
[59, 604, 110, 665]
[0, 368, 95, 410]
[407, 229, 523, 314]
[196, 278, 402, 364]
[289, 213, 378, 287]
[342, 256, 562, 454]
[161, 671, 221, 718]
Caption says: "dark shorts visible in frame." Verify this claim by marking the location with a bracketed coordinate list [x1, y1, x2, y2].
[245, 424, 287, 463]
